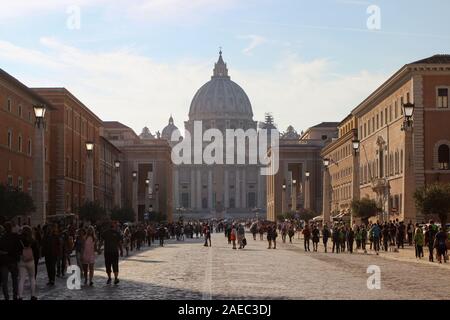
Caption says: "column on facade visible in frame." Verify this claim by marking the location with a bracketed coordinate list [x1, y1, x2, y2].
[207, 169, 213, 209]
[32, 124, 46, 226]
[322, 168, 331, 223]
[257, 169, 262, 209]
[224, 168, 229, 208]
[235, 169, 241, 208]
[132, 163, 138, 223]
[196, 169, 202, 209]
[174, 168, 179, 209]
[241, 168, 246, 209]
[190, 169, 196, 210]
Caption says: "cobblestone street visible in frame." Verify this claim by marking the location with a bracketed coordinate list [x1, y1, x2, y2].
[32, 232, 449, 300]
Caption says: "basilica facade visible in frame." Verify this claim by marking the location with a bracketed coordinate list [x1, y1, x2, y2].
[162, 52, 267, 219]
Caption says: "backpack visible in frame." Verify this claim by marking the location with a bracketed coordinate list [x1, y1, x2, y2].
[21, 241, 34, 263]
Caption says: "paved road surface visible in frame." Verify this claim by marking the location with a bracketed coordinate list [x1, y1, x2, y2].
[15, 232, 449, 300]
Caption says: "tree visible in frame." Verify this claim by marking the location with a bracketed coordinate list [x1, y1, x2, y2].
[351, 198, 380, 224]
[0, 184, 35, 219]
[110, 206, 135, 223]
[414, 183, 450, 230]
[78, 201, 106, 224]
[298, 209, 316, 223]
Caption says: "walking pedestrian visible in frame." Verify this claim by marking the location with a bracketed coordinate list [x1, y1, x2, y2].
[435, 227, 448, 263]
[302, 224, 311, 252]
[102, 222, 123, 285]
[82, 226, 96, 286]
[0, 222, 21, 300]
[41, 224, 60, 286]
[414, 224, 424, 259]
[237, 224, 245, 249]
[312, 225, 320, 252]
[18, 226, 38, 300]
[204, 224, 211, 247]
[230, 226, 237, 250]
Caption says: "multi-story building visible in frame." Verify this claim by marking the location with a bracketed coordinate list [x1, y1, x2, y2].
[352, 54, 450, 223]
[0, 69, 51, 225]
[103, 121, 173, 222]
[266, 123, 338, 222]
[321, 115, 359, 223]
[33, 88, 103, 216]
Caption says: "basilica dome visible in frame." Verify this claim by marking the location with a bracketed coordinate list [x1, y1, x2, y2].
[188, 52, 254, 121]
[161, 115, 178, 140]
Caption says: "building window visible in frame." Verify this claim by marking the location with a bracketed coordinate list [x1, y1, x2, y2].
[7, 175, 13, 186]
[438, 144, 450, 170]
[384, 108, 388, 124]
[7, 98, 11, 112]
[18, 105, 22, 117]
[28, 139, 32, 156]
[18, 135, 22, 152]
[394, 101, 398, 119]
[28, 111, 32, 122]
[321, 135, 328, 141]
[18, 177, 23, 191]
[7, 130, 12, 149]
[438, 88, 449, 108]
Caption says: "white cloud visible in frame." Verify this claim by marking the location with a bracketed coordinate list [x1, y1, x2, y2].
[0, 39, 388, 135]
[238, 35, 267, 56]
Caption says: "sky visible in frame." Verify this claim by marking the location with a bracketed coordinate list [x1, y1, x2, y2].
[1, 0, 450, 135]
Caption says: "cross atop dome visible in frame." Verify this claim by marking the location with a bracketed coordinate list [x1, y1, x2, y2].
[213, 49, 229, 79]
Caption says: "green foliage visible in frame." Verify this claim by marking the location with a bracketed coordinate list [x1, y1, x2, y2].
[414, 183, 450, 228]
[351, 198, 380, 222]
[110, 206, 135, 223]
[298, 209, 316, 222]
[0, 184, 35, 219]
[78, 201, 106, 224]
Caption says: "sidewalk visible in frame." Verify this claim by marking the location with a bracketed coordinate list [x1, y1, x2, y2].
[286, 234, 450, 270]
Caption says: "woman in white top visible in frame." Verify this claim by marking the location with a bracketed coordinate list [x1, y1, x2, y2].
[82, 226, 97, 286]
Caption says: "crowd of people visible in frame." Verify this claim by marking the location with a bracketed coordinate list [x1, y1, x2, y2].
[0, 216, 218, 300]
[1, 214, 448, 300]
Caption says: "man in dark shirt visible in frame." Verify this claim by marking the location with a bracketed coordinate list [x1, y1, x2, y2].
[0, 222, 21, 300]
[102, 222, 123, 285]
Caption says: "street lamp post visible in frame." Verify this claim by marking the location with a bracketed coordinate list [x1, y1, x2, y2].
[401, 101, 416, 221]
[292, 179, 297, 214]
[282, 180, 287, 216]
[85, 141, 94, 202]
[351, 137, 361, 225]
[132, 170, 138, 223]
[145, 178, 150, 220]
[305, 171, 311, 210]
[32, 104, 47, 226]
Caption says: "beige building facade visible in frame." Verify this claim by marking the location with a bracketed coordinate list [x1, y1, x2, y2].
[321, 115, 359, 223]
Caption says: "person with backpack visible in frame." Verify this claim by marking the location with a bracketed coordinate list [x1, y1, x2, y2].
[414, 224, 424, 259]
[18, 225, 39, 300]
[230, 225, 237, 250]
[435, 227, 448, 264]
[312, 225, 320, 252]
[370, 223, 381, 255]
